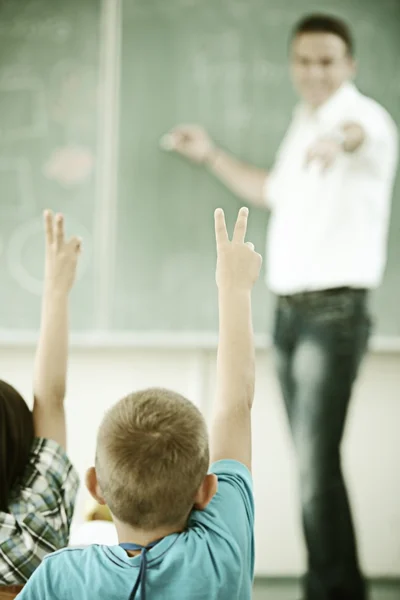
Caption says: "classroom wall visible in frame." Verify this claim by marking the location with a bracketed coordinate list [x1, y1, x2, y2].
[1, 345, 399, 577]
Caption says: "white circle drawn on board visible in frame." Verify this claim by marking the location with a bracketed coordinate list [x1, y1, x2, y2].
[7, 216, 92, 296]
[53, 22, 71, 43]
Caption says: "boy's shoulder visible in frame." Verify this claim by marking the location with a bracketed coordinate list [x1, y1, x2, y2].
[210, 458, 252, 475]
[189, 459, 254, 539]
[209, 459, 253, 489]
[43, 544, 105, 568]
[39, 544, 115, 586]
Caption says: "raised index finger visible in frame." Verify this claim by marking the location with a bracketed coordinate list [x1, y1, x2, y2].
[214, 208, 229, 249]
[44, 210, 54, 245]
[232, 207, 249, 243]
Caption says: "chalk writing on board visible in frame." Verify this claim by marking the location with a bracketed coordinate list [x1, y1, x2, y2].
[177, 0, 198, 7]
[225, 0, 249, 20]
[193, 55, 286, 88]
[192, 52, 288, 135]
[43, 145, 94, 187]
[0, 75, 48, 141]
[49, 60, 97, 130]
[7, 216, 92, 296]
[225, 107, 251, 132]
[220, 30, 241, 55]
[0, 158, 35, 217]
[0, 17, 72, 43]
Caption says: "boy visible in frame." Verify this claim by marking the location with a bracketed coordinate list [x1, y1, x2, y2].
[17, 207, 262, 599]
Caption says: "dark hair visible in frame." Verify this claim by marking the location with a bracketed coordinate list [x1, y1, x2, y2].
[0, 381, 34, 512]
[291, 14, 355, 57]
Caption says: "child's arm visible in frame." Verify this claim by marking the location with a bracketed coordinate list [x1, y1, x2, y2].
[32, 211, 81, 450]
[210, 207, 262, 472]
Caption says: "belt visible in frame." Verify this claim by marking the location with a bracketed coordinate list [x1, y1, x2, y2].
[278, 287, 368, 303]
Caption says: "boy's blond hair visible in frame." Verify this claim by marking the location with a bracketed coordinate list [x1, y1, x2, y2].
[95, 388, 210, 529]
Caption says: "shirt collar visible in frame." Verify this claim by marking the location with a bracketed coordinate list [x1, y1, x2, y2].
[298, 81, 358, 123]
[104, 533, 180, 569]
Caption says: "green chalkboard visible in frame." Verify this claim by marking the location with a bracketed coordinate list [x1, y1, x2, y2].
[113, 0, 400, 338]
[0, 0, 399, 342]
[0, 0, 101, 333]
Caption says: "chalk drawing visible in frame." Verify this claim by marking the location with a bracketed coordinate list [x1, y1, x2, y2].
[7, 215, 92, 296]
[43, 145, 95, 187]
[0, 75, 48, 140]
[0, 158, 35, 217]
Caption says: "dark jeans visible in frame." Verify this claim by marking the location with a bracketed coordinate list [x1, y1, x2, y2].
[273, 287, 371, 600]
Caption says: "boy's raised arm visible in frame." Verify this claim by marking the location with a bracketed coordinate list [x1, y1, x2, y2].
[32, 211, 81, 450]
[210, 207, 262, 472]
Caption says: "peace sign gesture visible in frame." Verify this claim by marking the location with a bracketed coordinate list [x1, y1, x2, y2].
[44, 210, 82, 294]
[215, 207, 262, 291]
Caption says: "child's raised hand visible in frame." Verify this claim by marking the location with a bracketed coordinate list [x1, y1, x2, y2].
[215, 207, 262, 291]
[44, 210, 82, 294]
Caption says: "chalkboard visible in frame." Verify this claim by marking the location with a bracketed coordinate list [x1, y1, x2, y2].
[0, 0, 399, 343]
[0, 0, 101, 332]
[113, 0, 400, 338]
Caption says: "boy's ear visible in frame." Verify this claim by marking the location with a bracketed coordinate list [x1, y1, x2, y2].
[193, 473, 218, 511]
[85, 467, 107, 506]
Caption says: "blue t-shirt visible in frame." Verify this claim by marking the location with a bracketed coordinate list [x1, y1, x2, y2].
[17, 460, 254, 600]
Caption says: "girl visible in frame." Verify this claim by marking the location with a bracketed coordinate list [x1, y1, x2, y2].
[0, 211, 81, 585]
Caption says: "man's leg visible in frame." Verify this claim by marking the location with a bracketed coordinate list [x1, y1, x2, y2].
[273, 301, 297, 425]
[274, 290, 371, 600]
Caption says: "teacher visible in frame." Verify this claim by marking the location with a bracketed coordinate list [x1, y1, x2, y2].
[167, 13, 398, 600]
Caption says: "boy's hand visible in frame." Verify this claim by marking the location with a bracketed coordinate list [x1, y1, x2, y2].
[164, 125, 214, 164]
[44, 210, 81, 294]
[215, 207, 262, 291]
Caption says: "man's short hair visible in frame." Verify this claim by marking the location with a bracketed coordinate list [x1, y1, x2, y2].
[291, 14, 355, 57]
[95, 388, 209, 529]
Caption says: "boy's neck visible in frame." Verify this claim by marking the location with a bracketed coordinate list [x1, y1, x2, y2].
[115, 519, 185, 549]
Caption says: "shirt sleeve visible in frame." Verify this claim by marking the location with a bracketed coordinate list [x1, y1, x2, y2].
[26, 438, 79, 518]
[189, 459, 255, 577]
[0, 438, 79, 584]
[348, 103, 398, 178]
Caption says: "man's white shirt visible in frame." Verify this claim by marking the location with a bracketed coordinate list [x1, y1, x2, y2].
[264, 82, 398, 295]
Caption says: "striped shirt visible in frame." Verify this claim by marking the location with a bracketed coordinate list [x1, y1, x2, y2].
[0, 438, 79, 585]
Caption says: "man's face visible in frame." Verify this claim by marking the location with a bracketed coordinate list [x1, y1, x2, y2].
[290, 32, 355, 107]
